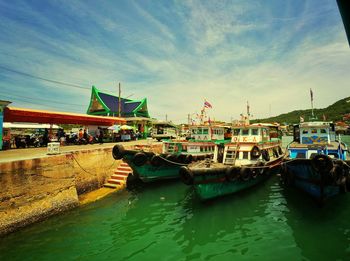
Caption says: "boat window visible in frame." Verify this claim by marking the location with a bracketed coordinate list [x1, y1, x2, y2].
[203, 128, 209, 134]
[192, 129, 197, 134]
[242, 129, 249, 136]
[251, 128, 259, 135]
[302, 129, 308, 134]
[296, 152, 306, 159]
[243, 151, 249, 159]
[233, 129, 240, 135]
[328, 152, 339, 159]
[320, 129, 327, 134]
[311, 129, 317, 134]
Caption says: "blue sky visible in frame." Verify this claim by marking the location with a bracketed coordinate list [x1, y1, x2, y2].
[0, 0, 349, 123]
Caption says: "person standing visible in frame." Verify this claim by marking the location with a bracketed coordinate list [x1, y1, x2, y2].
[98, 127, 104, 144]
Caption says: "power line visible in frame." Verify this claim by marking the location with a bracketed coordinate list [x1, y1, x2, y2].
[0, 65, 90, 90]
[0, 65, 134, 98]
[0, 93, 86, 109]
[0, 90, 84, 106]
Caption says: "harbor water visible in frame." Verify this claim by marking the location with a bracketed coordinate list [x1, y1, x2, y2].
[1, 137, 350, 260]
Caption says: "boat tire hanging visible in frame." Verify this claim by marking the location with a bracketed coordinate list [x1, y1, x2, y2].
[278, 146, 283, 155]
[150, 155, 163, 167]
[240, 167, 251, 181]
[250, 146, 261, 160]
[112, 144, 125, 160]
[185, 154, 193, 164]
[225, 166, 240, 182]
[179, 167, 194, 185]
[262, 150, 270, 161]
[311, 154, 333, 173]
[132, 152, 148, 166]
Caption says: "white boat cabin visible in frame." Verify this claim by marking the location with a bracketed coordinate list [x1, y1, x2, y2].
[190, 125, 225, 141]
[213, 124, 283, 166]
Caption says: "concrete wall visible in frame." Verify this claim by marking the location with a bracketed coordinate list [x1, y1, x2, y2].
[0, 147, 117, 236]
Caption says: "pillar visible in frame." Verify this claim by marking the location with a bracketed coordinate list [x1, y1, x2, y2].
[0, 101, 12, 150]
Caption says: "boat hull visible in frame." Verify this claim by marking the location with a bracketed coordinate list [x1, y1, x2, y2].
[282, 158, 350, 203]
[181, 159, 282, 200]
[123, 153, 184, 182]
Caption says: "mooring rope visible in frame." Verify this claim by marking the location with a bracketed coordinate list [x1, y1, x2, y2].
[71, 154, 117, 176]
[157, 155, 189, 166]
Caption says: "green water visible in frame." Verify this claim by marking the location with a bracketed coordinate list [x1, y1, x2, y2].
[1, 137, 350, 260]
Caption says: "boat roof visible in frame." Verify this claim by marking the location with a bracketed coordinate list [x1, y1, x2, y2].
[152, 121, 177, 128]
[299, 121, 331, 128]
[232, 123, 279, 128]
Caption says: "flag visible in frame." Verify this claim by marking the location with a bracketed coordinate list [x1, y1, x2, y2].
[310, 88, 313, 102]
[300, 116, 304, 123]
[204, 100, 212, 109]
[208, 117, 211, 124]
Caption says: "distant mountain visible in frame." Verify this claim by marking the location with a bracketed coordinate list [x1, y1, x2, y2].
[252, 96, 350, 124]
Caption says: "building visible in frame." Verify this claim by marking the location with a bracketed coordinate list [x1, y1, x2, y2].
[86, 86, 152, 137]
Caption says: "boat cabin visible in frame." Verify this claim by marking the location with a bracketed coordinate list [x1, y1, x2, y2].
[151, 121, 178, 141]
[189, 125, 225, 141]
[288, 121, 347, 160]
[214, 124, 282, 166]
[231, 124, 281, 143]
[293, 121, 335, 145]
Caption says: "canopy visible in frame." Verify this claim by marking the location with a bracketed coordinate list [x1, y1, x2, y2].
[108, 125, 121, 132]
[120, 125, 134, 130]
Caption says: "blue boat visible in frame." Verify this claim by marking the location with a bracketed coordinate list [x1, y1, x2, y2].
[282, 120, 350, 204]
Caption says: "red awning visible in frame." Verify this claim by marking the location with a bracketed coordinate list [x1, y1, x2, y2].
[4, 107, 126, 126]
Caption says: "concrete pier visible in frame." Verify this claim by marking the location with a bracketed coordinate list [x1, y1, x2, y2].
[0, 140, 160, 236]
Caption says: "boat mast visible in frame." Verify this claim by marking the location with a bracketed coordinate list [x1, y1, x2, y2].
[310, 88, 315, 119]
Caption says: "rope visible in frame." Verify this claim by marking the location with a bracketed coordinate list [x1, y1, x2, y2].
[71, 154, 117, 176]
[158, 155, 188, 166]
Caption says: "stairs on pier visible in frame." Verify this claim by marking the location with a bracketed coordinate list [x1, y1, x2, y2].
[104, 162, 133, 189]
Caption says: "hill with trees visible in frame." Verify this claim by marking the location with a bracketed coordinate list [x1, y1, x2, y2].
[251, 96, 350, 124]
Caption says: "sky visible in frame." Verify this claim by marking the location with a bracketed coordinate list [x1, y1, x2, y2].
[0, 0, 349, 124]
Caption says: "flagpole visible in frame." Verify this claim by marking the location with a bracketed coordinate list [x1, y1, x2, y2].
[311, 97, 314, 119]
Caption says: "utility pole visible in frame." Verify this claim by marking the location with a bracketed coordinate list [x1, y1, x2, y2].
[165, 114, 168, 122]
[118, 82, 121, 117]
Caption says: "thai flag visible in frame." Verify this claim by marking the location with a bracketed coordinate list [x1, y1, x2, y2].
[204, 100, 212, 108]
[310, 88, 313, 102]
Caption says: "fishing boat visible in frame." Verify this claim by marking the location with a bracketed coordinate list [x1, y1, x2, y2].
[112, 124, 230, 183]
[281, 120, 350, 203]
[179, 114, 284, 200]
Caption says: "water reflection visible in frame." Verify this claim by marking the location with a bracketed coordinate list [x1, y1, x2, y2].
[282, 186, 350, 260]
[1, 174, 349, 260]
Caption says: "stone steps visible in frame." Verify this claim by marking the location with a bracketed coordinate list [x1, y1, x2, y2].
[104, 162, 133, 188]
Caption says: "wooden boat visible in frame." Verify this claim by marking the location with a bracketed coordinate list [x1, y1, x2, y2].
[112, 125, 230, 183]
[281, 120, 350, 204]
[179, 119, 284, 200]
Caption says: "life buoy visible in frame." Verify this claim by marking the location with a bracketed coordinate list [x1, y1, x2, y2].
[112, 144, 125, 160]
[311, 154, 333, 173]
[150, 155, 163, 167]
[250, 146, 261, 160]
[240, 167, 251, 181]
[179, 166, 194, 185]
[262, 150, 270, 161]
[225, 166, 240, 182]
[132, 152, 147, 166]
